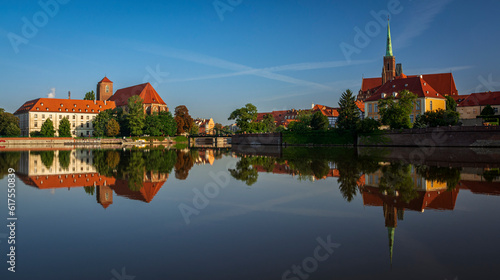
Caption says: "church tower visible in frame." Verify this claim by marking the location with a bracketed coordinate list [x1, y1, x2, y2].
[97, 76, 113, 101]
[381, 19, 396, 85]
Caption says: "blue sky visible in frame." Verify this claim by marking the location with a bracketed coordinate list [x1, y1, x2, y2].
[1, 0, 499, 125]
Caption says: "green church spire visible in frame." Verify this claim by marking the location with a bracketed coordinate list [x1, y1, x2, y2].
[385, 18, 393, 57]
[388, 226, 395, 265]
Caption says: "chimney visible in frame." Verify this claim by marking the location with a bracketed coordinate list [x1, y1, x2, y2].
[312, 103, 315, 109]
[68, 91, 71, 99]
[104, 100, 106, 105]
[94, 100, 96, 105]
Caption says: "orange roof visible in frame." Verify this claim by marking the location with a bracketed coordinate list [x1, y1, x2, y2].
[458, 91, 500, 107]
[450, 94, 470, 105]
[355, 100, 365, 113]
[14, 98, 116, 115]
[361, 73, 457, 96]
[111, 179, 165, 203]
[109, 83, 166, 107]
[312, 104, 339, 117]
[365, 76, 445, 102]
[99, 76, 113, 83]
[361, 77, 382, 91]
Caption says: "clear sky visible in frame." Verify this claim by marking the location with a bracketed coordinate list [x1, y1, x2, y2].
[1, 0, 499, 125]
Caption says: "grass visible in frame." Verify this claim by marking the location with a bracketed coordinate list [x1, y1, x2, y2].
[174, 135, 188, 142]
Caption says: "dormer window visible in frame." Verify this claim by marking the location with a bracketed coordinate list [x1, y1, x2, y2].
[381, 93, 386, 98]
[86, 105, 89, 108]
[40, 103, 44, 106]
[426, 91, 429, 94]
[74, 104, 77, 107]
[393, 92, 397, 97]
[46, 108, 49, 111]
[65, 109, 68, 112]
[405, 84, 408, 87]
[36, 108, 39, 111]
[392, 85, 395, 88]
[79, 109, 81, 112]
[72, 109, 75, 112]
[60, 104, 63, 107]
[423, 83, 427, 86]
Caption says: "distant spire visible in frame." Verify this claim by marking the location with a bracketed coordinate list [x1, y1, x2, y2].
[386, 17, 393, 57]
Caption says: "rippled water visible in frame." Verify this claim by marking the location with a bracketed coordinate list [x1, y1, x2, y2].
[0, 146, 499, 280]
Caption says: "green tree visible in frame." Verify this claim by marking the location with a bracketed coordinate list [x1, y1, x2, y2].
[337, 89, 360, 130]
[0, 109, 21, 136]
[189, 123, 200, 135]
[159, 111, 177, 136]
[174, 105, 193, 134]
[228, 103, 258, 133]
[481, 105, 495, 116]
[310, 111, 329, 130]
[445, 96, 457, 112]
[288, 111, 312, 132]
[414, 108, 459, 128]
[84, 90, 95, 100]
[378, 90, 418, 129]
[127, 95, 145, 136]
[356, 118, 380, 133]
[40, 119, 55, 137]
[262, 114, 276, 132]
[58, 117, 71, 137]
[92, 110, 113, 137]
[106, 118, 120, 137]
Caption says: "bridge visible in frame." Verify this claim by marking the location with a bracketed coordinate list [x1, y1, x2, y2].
[188, 135, 231, 148]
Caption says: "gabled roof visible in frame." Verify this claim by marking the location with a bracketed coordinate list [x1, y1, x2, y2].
[14, 98, 116, 115]
[18, 173, 116, 189]
[312, 104, 339, 117]
[450, 94, 470, 105]
[109, 83, 166, 107]
[365, 76, 445, 102]
[111, 179, 165, 203]
[361, 73, 458, 96]
[458, 91, 500, 107]
[99, 76, 113, 83]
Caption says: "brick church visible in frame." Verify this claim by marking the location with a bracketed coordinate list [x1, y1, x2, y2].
[96, 77, 168, 114]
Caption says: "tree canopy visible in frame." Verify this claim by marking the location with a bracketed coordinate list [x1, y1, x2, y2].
[228, 103, 258, 133]
[0, 109, 21, 136]
[106, 119, 120, 137]
[481, 105, 495, 116]
[84, 91, 95, 100]
[310, 111, 329, 131]
[58, 117, 71, 137]
[337, 89, 360, 130]
[445, 96, 457, 112]
[40, 119, 55, 137]
[174, 105, 193, 134]
[378, 90, 417, 129]
[127, 96, 145, 136]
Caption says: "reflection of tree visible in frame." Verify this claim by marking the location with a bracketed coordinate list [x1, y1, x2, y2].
[58, 150, 71, 170]
[379, 163, 418, 203]
[482, 169, 500, 183]
[124, 150, 145, 191]
[145, 149, 177, 174]
[229, 157, 258, 186]
[105, 150, 120, 169]
[93, 150, 115, 177]
[415, 165, 462, 190]
[337, 159, 361, 203]
[31, 151, 54, 169]
[84, 186, 95, 196]
[174, 150, 195, 180]
[0, 152, 21, 179]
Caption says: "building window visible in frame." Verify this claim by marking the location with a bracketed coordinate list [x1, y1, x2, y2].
[81, 116, 83, 120]
[34, 122, 38, 127]
[49, 115, 52, 119]
[81, 124, 83, 127]
[73, 123, 75, 127]
[73, 115, 75, 119]
[42, 114, 45, 119]
[86, 116, 89, 120]
[105, 85, 109, 93]
[368, 104, 372, 113]
[430, 101, 433, 111]
[410, 114, 414, 123]
[416, 100, 421, 111]
[87, 123, 89, 128]
[59, 115, 62, 119]
[34, 114, 37, 118]
[374, 104, 378, 113]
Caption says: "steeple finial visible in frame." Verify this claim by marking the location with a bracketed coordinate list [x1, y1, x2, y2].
[386, 17, 393, 57]
[388, 226, 395, 266]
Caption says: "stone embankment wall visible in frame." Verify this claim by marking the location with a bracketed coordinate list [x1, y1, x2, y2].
[231, 133, 281, 145]
[358, 126, 500, 147]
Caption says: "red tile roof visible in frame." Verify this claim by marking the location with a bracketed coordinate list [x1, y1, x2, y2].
[361, 73, 458, 97]
[450, 94, 470, 105]
[111, 179, 165, 203]
[109, 83, 166, 107]
[458, 91, 500, 107]
[355, 100, 365, 113]
[14, 98, 116, 115]
[459, 180, 500, 196]
[18, 173, 116, 189]
[361, 77, 383, 91]
[99, 76, 112, 83]
[312, 104, 339, 117]
[365, 76, 445, 102]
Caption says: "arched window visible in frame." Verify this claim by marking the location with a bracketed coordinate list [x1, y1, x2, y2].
[105, 85, 109, 93]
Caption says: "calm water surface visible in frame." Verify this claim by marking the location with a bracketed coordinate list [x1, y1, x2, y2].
[0, 146, 499, 280]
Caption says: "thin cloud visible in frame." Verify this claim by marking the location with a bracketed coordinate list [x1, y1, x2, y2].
[131, 43, 369, 91]
[393, 0, 454, 49]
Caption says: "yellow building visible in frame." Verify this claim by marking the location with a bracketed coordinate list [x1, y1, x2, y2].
[364, 76, 446, 123]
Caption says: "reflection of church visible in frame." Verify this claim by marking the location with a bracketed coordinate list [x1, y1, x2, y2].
[360, 165, 500, 264]
[17, 150, 168, 208]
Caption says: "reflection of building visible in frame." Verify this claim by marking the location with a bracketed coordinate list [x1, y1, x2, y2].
[194, 149, 215, 165]
[194, 118, 215, 135]
[14, 98, 115, 137]
[17, 150, 167, 208]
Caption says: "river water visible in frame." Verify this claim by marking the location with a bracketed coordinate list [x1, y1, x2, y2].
[0, 146, 499, 280]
